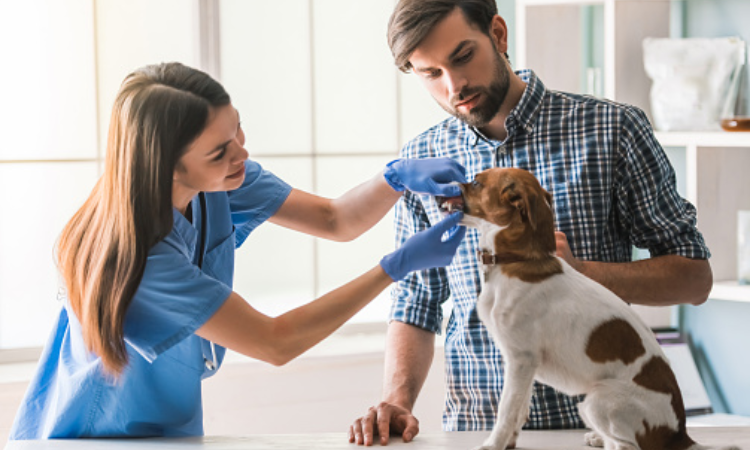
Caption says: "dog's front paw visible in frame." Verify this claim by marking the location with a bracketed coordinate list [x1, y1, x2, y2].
[584, 431, 605, 448]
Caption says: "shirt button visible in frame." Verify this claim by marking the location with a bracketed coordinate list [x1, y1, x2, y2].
[525, 125, 534, 134]
[496, 144, 506, 154]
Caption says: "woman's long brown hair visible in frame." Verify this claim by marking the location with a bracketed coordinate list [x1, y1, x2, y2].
[57, 63, 230, 376]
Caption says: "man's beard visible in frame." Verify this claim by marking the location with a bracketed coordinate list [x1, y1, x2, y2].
[442, 51, 510, 128]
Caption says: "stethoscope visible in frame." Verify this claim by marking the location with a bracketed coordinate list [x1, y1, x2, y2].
[196, 192, 218, 371]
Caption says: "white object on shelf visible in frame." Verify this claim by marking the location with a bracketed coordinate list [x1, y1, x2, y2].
[642, 37, 745, 132]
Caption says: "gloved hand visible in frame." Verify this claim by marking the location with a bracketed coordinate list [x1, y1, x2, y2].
[380, 212, 466, 282]
[383, 157, 467, 197]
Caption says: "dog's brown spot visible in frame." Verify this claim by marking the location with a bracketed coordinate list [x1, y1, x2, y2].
[635, 420, 695, 450]
[633, 356, 693, 450]
[633, 356, 688, 424]
[585, 318, 646, 364]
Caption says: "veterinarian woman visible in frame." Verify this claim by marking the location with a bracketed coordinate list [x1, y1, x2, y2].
[9, 62, 466, 440]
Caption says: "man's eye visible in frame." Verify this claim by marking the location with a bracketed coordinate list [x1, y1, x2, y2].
[424, 70, 440, 80]
[455, 50, 473, 64]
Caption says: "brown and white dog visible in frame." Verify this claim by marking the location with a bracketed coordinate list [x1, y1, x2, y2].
[438, 167, 739, 450]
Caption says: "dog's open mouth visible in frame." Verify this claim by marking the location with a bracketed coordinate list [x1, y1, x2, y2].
[436, 194, 466, 213]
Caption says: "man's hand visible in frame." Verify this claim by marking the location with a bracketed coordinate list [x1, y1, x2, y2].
[554, 231, 584, 273]
[348, 402, 419, 446]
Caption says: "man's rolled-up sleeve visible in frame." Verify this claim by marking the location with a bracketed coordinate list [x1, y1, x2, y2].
[616, 106, 710, 260]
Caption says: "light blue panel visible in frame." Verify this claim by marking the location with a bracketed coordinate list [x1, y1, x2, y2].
[684, 0, 750, 41]
[496, 0, 516, 65]
[679, 300, 750, 415]
[663, 146, 688, 198]
[580, 5, 604, 96]
[684, 0, 750, 119]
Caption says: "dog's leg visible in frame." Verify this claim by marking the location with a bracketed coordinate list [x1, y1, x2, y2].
[473, 355, 538, 450]
[578, 399, 605, 448]
[583, 431, 606, 448]
[579, 383, 641, 450]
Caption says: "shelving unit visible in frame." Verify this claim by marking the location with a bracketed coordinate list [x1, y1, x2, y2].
[516, 0, 670, 119]
[515, 0, 750, 304]
[710, 281, 750, 303]
[655, 131, 750, 303]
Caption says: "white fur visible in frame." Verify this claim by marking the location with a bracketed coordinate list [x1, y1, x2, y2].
[465, 217, 739, 450]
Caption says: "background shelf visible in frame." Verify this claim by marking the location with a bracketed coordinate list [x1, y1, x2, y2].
[709, 281, 750, 303]
[655, 131, 750, 148]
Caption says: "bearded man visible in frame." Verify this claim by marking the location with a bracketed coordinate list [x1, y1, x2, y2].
[349, 0, 712, 446]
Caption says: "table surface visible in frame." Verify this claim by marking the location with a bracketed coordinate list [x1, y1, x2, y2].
[5, 427, 750, 450]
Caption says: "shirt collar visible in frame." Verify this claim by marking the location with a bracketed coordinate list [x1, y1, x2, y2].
[169, 203, 199, 262]
[469, 69, 546, 146]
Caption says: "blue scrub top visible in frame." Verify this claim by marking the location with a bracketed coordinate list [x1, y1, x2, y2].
[10, 160, 292, 439]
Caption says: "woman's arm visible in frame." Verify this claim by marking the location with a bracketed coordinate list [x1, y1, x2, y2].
[196, 265, 392, 366]
[267, 158, 466, 242]
[197, 212, 465, 366]
[268, 174, 400, 242]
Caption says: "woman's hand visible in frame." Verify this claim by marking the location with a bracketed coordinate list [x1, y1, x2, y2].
[380, 212, 466, 281]
[384, 157, 466, 197]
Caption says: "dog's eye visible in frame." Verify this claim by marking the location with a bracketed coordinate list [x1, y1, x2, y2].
[471, 179, 482, 189]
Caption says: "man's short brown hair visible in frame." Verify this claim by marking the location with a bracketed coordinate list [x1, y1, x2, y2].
[387, 0, 498, 73]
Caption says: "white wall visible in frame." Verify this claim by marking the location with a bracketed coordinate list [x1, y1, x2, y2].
[0, 1, 448, 350]
[0, 0, 99, 348]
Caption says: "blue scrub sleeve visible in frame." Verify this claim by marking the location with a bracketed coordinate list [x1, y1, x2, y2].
[124, 239, 232, 363]
[228, 159, 292, 248]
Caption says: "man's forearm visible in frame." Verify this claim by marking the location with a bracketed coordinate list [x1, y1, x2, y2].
[579, 255, 712, 307]
[383, 321, 435, 411]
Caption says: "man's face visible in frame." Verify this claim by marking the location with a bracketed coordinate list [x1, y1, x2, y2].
[408, 8, 510, 128]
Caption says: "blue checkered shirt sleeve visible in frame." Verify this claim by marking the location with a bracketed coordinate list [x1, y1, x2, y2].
[615, 107, 709, 259]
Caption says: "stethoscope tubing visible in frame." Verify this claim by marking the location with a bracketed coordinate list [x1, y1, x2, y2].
[197, 192, 218, 372]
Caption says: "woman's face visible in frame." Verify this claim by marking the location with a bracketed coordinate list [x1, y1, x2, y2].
[173, 103, 248, 211]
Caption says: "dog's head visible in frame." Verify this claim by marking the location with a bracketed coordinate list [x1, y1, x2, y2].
[439, 168, 556, 257]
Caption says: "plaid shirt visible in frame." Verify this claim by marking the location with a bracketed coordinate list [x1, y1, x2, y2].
[389, 70, 710, 431]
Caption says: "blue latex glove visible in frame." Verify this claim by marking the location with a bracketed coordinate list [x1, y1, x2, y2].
[380, 212, 466, 282]
[383, 157, 467, 197]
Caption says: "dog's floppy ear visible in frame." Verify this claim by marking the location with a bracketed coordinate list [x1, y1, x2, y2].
[502, 182, 537, 229]
[503, 182, 554, 231]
